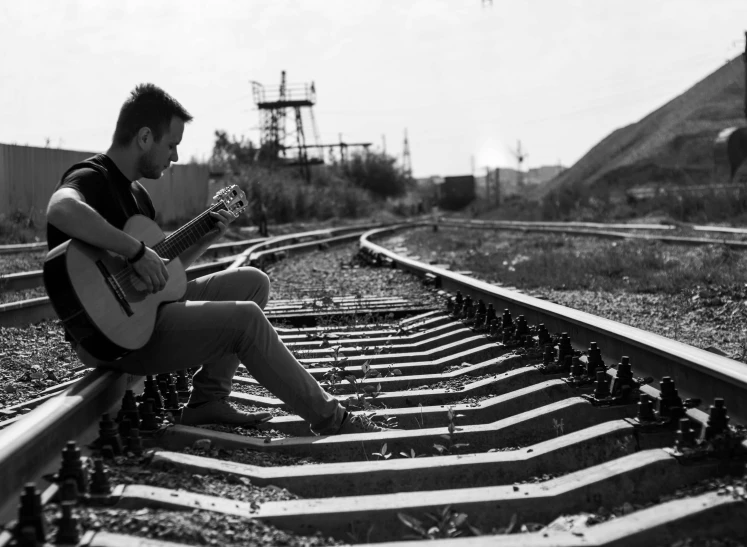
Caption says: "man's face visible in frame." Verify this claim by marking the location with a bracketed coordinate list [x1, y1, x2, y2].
[138, 116, 185, 179]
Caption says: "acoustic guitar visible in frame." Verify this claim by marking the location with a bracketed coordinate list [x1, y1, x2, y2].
[43, 185, 248, 361]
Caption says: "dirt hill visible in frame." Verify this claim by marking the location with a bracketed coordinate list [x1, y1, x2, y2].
[533, 55, 746, 201]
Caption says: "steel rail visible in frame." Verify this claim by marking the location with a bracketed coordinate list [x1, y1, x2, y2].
[360, 223, 747, 425]
[227, 221, 399, 269]
[438, 218, 747, 248]
[441, 216, 747, 236]
[0, 238, 267, 294]
[0, 223, 396, 326]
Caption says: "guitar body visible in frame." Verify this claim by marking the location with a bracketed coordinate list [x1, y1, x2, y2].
[44, 215, 188, 361]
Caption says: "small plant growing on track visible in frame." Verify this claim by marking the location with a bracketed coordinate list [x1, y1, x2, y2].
[397, 505, 478, 539]
[320, 345, 349, 394]
[347, 522, 375, 543]
[433, 407, 469, 456]
[373, 443, 392, 460]
[399, 447, 423, 458]
[553, 418, 565, 437]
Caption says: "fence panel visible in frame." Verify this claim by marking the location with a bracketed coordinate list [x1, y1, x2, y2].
[0, 143, 208, 226]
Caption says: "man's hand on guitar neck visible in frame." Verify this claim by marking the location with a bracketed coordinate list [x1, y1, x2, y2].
[208, 210, 235, 239]
[131, 246, 169, 293]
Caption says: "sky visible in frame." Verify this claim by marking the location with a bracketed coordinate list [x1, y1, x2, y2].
[0, 0, 745, 178]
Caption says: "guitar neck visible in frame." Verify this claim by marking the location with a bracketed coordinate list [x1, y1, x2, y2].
[153, 202, 227, 259]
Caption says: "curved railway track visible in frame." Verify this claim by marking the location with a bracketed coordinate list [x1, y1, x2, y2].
[0, 221, 746, 546]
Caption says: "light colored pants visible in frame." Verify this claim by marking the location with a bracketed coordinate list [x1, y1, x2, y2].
[78, 267, 346, 434]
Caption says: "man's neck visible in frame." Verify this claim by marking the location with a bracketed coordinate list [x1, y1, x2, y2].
[105, 146, 140, 181]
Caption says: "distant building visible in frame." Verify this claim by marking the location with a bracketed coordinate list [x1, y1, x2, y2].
[475, 164, 565, 203]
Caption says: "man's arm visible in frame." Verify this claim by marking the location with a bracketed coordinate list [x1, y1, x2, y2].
[47, 188, 142, 258]
[47, 188, 169, 293]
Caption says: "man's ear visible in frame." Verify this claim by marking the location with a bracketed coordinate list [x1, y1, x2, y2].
[136, 127, 153, 150]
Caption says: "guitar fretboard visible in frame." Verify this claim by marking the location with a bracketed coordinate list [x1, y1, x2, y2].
[152, 202, 227, 259]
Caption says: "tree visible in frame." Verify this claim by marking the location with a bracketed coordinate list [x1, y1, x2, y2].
[342, 151, 408, 198]
[210, 130, 258, 173]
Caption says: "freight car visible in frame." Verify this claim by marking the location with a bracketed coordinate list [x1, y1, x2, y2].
[439, 175, 476, 210]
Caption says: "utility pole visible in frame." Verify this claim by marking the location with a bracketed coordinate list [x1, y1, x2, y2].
[382, 134, 386, 154]
[402, 129, 412, 179]
[485, 166, 490, 204]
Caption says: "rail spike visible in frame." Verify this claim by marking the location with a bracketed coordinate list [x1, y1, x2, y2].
[15, 483, 47, 544]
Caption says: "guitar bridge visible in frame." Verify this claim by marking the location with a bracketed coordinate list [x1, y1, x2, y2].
[96, 260, 134, 317]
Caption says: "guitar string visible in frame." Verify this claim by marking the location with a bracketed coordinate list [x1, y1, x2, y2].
[109, 199, 240, 292]
[111, 207, 216, 286]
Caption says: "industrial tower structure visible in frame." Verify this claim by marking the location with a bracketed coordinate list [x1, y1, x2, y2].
[251, 71, 373, 182]
[251, 71, 323, 182]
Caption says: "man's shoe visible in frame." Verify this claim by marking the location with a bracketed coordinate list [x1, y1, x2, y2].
[335, 412, 387, 435]
[181, 399, 273, 426]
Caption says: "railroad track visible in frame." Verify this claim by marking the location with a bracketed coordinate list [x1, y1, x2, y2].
[1, 223, 746, 546]
[438, 217, 747, 248]
[0, 222, 391, 327]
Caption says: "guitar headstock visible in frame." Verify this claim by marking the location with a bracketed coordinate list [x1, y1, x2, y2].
[213, 185, 248, 217]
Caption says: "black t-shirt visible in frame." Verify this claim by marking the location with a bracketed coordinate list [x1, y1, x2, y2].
[46, 154, 156, 251]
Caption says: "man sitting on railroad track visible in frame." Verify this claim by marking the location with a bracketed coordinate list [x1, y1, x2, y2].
[44, 83, 383, 435]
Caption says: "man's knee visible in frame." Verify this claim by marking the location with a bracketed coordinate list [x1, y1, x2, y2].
[239, 267, 270, 305]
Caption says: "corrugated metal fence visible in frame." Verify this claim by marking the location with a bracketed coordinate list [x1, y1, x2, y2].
[0, 143, 209, 225]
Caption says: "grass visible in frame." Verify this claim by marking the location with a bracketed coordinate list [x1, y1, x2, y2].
[399, 227, 747, 295]
[0, 211, 45, 245]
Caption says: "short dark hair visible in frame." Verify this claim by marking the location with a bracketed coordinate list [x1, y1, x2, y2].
[112, 83, 193, 146]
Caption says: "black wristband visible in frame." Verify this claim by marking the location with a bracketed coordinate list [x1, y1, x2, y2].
[127, 241, 146, 264]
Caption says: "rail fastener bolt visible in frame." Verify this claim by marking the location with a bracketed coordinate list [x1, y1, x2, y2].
[515, 315, 529, 338]
[611, 356, 635, 396]
[127, 428, 144, 455]
[637, 394, 656, 422]
[54, 501, 81, 545]
[542, 345, 555, 366]
[57, 441, 88, 494]
[97, 413, 123, 456]
[117, 389, 140, 426]
[461, 296, 474, 321]
[675, 418, 699, 452]
[118, 418, 133, 440]
[501, 309, 513, 329]
[143, 376, 164, 411]
[14, 483, 47, 544]
[90, 459, 112, 496]
[593, 370, 611, 399]
[537, 323, 551, 345]
[705, 398, 730, 439]
[557, 333, 573, 363]
[139, 399, 160, 431]
[658, 376, 684, 421]
[570, 356, 584, 377]
[175, 370, 190, 398]
[483, 304, 497, 331]
[58, 478, 79, 503]
[586, 342, 604, 376]
[164, 384, 182, 415]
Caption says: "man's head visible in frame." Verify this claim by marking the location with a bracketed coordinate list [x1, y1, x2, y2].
[112, 83, 193, 179]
